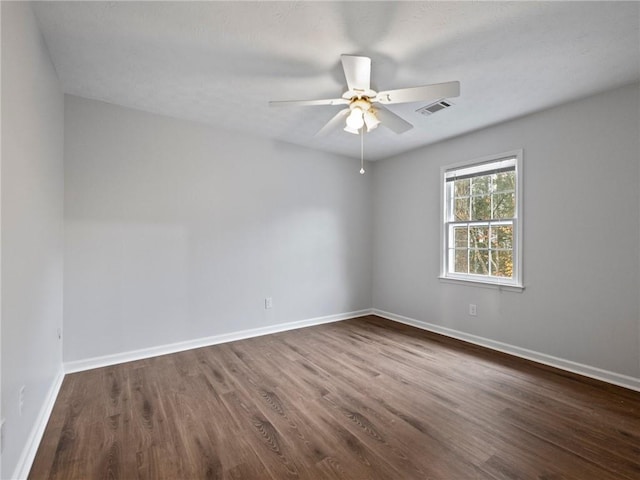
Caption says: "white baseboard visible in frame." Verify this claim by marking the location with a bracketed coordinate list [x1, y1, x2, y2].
[65, 307, 640, 390]
[12, 368, 65, 480]
[64, 309, 374, 374]
[373, 309, 640, 392]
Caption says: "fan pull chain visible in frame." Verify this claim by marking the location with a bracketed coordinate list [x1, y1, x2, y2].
[360, 128, 365, 174]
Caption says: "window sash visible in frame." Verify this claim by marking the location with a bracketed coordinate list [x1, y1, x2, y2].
[445, 166, 517, 223]
[446, 220, 516, 278]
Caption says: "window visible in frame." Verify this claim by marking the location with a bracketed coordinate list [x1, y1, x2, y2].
[441, 150, 523, 289]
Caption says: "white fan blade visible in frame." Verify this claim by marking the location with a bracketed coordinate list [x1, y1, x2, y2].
[375, 81, 460, 105]
[269, 98, 349, 107]
[375, 105, 413, 134]
[341, 55, 371, 93]
[315, 108, 350, 137]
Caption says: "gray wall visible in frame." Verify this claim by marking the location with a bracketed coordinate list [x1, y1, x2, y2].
[1, 2, 64, 478]
[372, 82, 640, 379]
[63, 95, 372, 363]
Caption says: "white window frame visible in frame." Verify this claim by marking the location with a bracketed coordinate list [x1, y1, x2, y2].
[439, 149, 524, 291]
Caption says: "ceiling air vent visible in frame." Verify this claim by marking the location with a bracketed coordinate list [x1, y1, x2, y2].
[416, 100, 453, 116]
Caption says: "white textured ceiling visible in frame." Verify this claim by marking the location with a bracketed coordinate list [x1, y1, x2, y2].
[33, 1, 640, 161]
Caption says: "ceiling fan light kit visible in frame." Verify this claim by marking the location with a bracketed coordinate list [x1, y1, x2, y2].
[344, 99, 379, 134]
[269, 54, 460, 172]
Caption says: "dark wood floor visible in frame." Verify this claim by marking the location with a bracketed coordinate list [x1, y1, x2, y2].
[30, 315, 640, 479]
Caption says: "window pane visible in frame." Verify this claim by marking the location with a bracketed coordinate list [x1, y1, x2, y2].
[492, 250, 513, 278]
[471, 195, 491, 220]
[454, 227, 467, 247]
[454, 197, 470, 221]
[454, 178, 470, 197]
[470, 249, 489, 275]
[492, 192, 515, 218]
[491, 224, 513, 249]
[469, 226, 489, 249]
[471, 175, 490, 196]
[494, 171, 515, 193]
[454, 249, 468, 273]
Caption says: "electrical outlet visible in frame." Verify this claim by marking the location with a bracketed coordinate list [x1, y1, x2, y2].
[19, 386, 25, 416]
[264, 297, 273, 309]
[469, 304, 477, 316]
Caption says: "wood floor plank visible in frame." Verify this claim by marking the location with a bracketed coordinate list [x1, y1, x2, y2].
[219, 340, 390, 479]
[29, 315, 640, 479]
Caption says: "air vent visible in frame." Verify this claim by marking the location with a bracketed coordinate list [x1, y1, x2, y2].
[416, 100, 453, 116]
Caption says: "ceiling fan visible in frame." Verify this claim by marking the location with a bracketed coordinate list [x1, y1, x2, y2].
[269, 55, 460, 138]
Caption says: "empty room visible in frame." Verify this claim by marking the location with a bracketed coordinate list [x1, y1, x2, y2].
[2, 1, 640, 479]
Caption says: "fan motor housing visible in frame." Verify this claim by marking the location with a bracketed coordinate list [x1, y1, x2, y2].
[349, 98, 373, 111]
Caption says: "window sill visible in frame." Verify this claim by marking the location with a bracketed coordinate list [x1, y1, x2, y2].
[438, 276, 525, 292]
